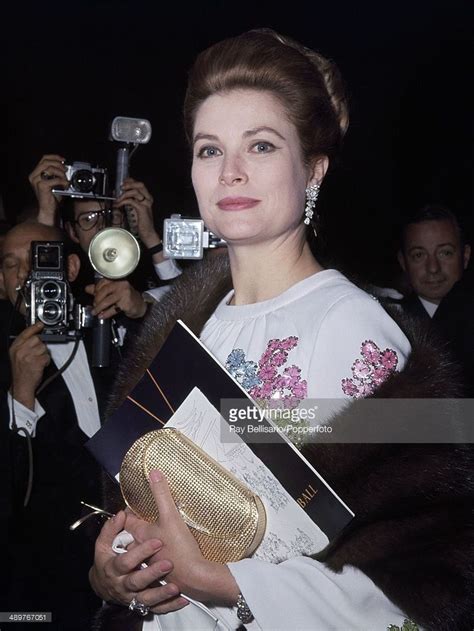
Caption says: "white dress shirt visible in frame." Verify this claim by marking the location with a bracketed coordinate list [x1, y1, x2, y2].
[419, 296, 439, 318]
[8, 339, 101, 439]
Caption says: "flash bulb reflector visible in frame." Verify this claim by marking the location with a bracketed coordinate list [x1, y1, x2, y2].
[88, 228, 141, 279]
[110, 117, 152, 144]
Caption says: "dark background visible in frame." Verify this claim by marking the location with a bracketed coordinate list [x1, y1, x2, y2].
[3, 0, 473, 286]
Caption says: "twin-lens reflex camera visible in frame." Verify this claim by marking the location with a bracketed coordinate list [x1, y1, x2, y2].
[25, 241, 94, 342]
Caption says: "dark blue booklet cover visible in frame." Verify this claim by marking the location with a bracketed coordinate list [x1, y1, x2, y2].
[86, 320, 353, 542]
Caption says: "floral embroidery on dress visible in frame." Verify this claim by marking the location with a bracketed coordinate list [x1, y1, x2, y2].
[387, 620, 420, 631]
[225, 337, 307, 407]
[341, 340, 398, 399]
[225, 349, 261, 391]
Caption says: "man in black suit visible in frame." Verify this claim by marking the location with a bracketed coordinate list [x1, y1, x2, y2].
[397, 205, 473, 395]
[397, 205, 471, 321]
[1, 221, 115, 630]
[434, 270, 474, 396]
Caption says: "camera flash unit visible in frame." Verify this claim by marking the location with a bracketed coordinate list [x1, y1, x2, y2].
[110, 117, 152, 144]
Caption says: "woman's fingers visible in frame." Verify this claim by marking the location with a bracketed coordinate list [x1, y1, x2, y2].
[113, 538, 163, 575]
[148, 470, 180, 522]
[149, 595, 190, 615]
[123, 559, 173, 594]
[96, 510, 127, 553]
[137, 580, 189, 615]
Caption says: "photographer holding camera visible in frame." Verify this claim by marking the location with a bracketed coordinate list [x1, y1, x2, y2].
[29, 153, 181, 319]
[1, 220, 111, 629]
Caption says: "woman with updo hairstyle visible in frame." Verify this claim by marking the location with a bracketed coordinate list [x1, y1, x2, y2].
[183, 28, 349, 165]
[89, 29, 473, 631]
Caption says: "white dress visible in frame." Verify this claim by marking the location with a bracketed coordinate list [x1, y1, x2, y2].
[140, 270, 412, 630]
[201, 269, 411, 402]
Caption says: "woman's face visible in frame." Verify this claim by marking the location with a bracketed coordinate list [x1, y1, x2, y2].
[191, 89, 317, 247]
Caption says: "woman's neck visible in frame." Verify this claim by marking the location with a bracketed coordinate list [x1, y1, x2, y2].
[227, 240, 323, 305]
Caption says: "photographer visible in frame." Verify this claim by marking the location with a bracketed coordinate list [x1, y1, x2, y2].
[29, 154, 181, 318]
[1, 221, 110, 630]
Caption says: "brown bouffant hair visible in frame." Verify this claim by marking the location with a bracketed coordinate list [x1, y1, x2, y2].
[183, 28, 349, 165]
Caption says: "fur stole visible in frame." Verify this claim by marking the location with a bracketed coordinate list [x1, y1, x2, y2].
[96, 254, 473, 631]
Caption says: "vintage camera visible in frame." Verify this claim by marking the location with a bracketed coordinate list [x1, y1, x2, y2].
[23, 241, 121, 363]
[52, 161, 112, 200]
[26, 241, 72, 341]
[24, 241, 98, 343]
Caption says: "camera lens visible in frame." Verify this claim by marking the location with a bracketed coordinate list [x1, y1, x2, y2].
[39, 301, 62, 325]
[71, 169, 96, 193]
[41, 281, 60, 300]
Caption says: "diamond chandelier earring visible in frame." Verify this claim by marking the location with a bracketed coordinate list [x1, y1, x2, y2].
[303, 184, 320, 226]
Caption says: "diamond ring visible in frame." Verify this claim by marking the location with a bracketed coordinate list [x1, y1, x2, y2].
[129, 596, 150, 616]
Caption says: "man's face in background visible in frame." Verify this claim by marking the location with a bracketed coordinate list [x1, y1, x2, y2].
[398, 219, 470, 304]
[65, 199, 123, 253]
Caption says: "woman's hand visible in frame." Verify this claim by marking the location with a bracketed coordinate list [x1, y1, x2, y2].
[124, 470, 240, 606]
[89, 509, 189, 614]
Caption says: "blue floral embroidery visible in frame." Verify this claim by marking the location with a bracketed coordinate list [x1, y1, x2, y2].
[225, 349, 261, 390]
[225, 338, 307, 405]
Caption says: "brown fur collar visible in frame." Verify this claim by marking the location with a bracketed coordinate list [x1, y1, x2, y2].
[100, 254, 473, 631]
[105, 253, 233, 417]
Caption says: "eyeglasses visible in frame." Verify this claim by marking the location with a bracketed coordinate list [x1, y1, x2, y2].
[73, 208, 123, 231]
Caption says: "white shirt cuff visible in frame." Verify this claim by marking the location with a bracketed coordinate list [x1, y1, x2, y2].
[153, 258, 182, 281]
[144, 286, 172, 303]
[8, 393, 45, 437]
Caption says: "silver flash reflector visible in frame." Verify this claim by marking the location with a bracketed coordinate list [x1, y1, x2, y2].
[163, 215, 205, 259]
[88, 228, 141, 279]
[110, 117, 152, 144]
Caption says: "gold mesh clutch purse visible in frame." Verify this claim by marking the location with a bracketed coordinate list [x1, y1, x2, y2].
[120, 428, 266, 563]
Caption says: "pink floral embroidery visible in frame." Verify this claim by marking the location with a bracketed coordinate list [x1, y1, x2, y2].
[225, 336, 307, 407]
[257, 337, 306, 405]
[342, 340, 399, 399]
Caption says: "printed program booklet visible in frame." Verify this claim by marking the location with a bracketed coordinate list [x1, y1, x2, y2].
[86, 320, 354, 555]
